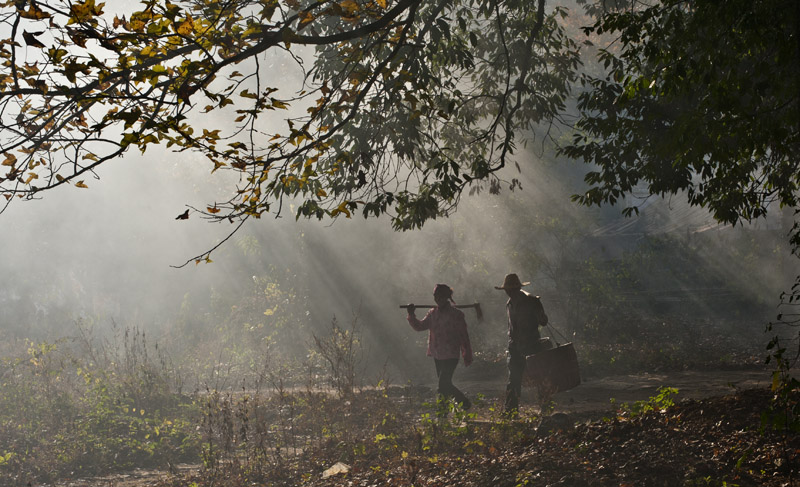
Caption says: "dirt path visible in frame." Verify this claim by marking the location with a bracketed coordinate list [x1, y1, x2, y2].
[457, 365, 774, 414]
[548, 366, 772, 412]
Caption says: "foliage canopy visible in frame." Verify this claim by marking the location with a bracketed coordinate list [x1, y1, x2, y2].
[563, 0, 799, 231]
[0, 0, 579, 248]
[563, 0, 800, 414]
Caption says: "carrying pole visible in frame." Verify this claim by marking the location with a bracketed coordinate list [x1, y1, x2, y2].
[400, 303, 483, 322]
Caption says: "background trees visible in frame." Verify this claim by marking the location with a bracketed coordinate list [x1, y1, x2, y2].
[563, 0, 799, 236]
[563, 0, 800, 424]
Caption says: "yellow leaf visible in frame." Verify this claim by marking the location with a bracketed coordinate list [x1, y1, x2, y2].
[211, 160, 226, 173]
[340, 0, 360, 12]
[129, 20, 145, 32]
[70, 1, 103, 24]
[375, 0, 387, 7]
[75, 180, 88, 188]
[207, 204, 221, 214]
[298, 11, 314, 28]
[176, 15, 194, 36]
[316, 188, 327, 198]
[2, 153, 16, 166]
[331, 201, 351, 218]
[239, 89, 258, 99]
[20, 5, 51, 20]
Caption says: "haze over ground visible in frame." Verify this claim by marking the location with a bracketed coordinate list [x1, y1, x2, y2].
[1, 132, 791, 387]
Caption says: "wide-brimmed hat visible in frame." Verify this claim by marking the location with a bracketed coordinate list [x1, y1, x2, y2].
[494, 273, 529, 290]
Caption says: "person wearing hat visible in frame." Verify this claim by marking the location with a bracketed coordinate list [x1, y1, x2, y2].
[495, 273, 549, 414]
[406, 283, 473, 410]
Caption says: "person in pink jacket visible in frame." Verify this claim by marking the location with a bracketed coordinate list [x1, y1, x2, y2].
[406, 283, 473, 410]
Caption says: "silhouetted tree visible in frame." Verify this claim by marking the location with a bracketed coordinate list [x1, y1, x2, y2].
[0, 0, 579, 265]
[562, 0, 800, 426]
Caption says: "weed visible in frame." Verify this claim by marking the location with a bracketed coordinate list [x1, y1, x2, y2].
[616, 386, 679, 418]
[0, 323, 199, 484]
[311, 315, 363, 398]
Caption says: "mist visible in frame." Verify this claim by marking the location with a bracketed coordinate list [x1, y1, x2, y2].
[2, 1, 799, 485]
[1, 129, 792, 388]
[1, 0, 793, 387]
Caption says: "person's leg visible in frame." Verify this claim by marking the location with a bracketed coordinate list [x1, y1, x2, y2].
[437, 358, 471, 410]
[505, 350, 525, 414]
[436, 358, 457, 399]
[434, 358, 452, 416]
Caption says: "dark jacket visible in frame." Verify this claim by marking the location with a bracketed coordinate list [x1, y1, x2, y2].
[506, 290, 548, 355]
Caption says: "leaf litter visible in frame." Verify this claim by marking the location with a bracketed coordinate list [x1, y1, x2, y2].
[136, 386, 798, 487]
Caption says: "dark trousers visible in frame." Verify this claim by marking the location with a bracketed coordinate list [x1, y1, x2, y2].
[434, 358, 471, 409]
[505, 348, 526, 413]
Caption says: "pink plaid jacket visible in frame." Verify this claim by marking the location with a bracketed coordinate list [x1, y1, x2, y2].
[408, 306, 473, 364]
